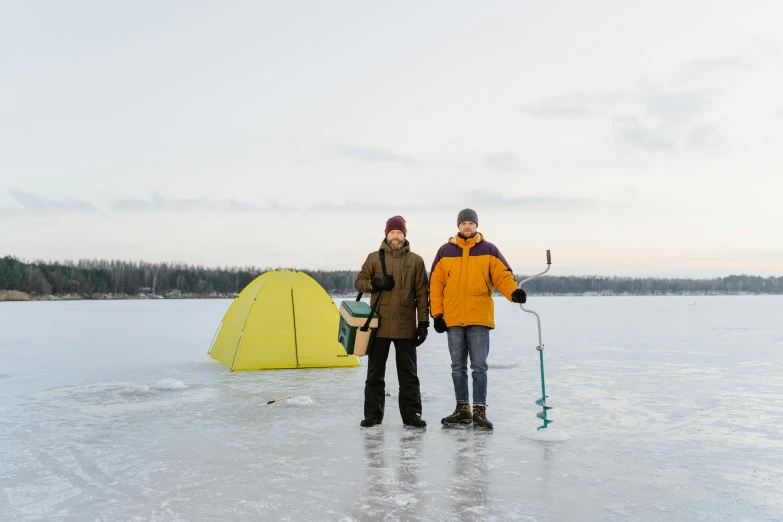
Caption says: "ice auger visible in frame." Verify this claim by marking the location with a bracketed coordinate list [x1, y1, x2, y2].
[519, 250, 553, 430]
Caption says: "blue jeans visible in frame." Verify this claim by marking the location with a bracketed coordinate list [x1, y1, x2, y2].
[447, 326, 490, 405]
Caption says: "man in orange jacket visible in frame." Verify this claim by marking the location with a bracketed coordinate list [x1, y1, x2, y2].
[429, 208, 527, 429]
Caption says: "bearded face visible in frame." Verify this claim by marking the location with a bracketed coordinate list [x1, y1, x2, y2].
[458, 221, 477, 239]
[386, 230, 405, 250]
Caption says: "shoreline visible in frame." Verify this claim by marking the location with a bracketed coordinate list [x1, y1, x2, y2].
[2, 292, 781, 303]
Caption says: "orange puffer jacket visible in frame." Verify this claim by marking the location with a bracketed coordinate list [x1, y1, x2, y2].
[429, 232, 518, 329]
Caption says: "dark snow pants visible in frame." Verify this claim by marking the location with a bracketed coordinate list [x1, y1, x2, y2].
[364, 337, 422, 422]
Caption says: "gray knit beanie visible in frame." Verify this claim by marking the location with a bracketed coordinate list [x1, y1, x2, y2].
[457, 208, 478, 227]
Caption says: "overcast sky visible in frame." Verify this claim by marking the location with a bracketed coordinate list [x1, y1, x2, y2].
[2, 1, 782, 277]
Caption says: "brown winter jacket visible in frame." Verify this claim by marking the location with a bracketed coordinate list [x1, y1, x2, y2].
[355, 239, 429, 339]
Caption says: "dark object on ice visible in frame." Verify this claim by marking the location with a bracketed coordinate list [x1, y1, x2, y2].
[433, 315, 447, 333]
[511, 288, 527, 304]
[403, 413, 427, 428]
[360, 417, 382, 427]
[441, 402, 472, 426]
[472, 405, 493, 430]
[265, 397, 292, 405]
[414, 321, 429, 347]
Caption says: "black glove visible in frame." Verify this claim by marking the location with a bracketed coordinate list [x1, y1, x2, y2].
[370, 275, 394, 291]
[511, 288, 527, 304]
[414, 321, 429, 347]
[433, 315, 447, 333]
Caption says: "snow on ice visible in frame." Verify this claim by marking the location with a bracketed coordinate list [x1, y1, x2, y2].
[152, 378, 188, 390]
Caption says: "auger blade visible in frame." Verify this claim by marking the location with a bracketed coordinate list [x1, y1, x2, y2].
[535, 395, 553, 429]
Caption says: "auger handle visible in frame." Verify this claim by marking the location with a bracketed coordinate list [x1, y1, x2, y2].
[519, 250, 552, 350]
[519, 250, 552, 287]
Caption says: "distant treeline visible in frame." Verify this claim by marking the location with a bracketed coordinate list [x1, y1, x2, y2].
[521, 274, 783, 295]
[0, 256, 781, 298]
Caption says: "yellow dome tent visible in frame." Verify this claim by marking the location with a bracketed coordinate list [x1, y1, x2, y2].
[209, 270, 360, 370]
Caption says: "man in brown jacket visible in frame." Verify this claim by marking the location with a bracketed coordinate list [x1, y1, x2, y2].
[355, 215, 429, 428]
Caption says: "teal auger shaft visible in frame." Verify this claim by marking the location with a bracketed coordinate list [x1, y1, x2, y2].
[535, 349, 553, 430]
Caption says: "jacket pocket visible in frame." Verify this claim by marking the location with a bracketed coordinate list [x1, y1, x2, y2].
[443, 261, 459, 297]
[468, 257, 492, 296]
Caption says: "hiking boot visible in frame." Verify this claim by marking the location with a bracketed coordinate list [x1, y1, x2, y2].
[360, 418, 382, 428]
[473, 405, 493, 430]
[403, 413, 427, 429]
[441, 402, 472, 426]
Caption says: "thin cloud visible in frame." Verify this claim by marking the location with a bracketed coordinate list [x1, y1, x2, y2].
[6, 189, 99, 214]
[111, 193, 262, 213]
[467, 190, 597, 210]
[340, 145, 422, 166]
[485, 152, 523, 172]
[521, 92, 621, 118]
[523, 84, 718, 152]
[308, 192, 595, 215]
[523, 88, 711, 124]
[672, 55, 747, 82]
[613, 89, 713, 151]
[641, 89, 713, 125]
[614, 120, 676, 152]
[309, 201, 399, 214]
[265, 199, 297, 212]
[522, 102, 589, 119]
[687, 124, 721, 148]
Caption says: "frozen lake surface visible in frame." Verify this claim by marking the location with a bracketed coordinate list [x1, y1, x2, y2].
[1, 296, 782, 521]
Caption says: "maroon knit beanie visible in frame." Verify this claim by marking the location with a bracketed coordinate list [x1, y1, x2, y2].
[385, 215, 407, 237]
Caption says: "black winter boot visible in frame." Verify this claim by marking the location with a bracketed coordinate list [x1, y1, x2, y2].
[441, 402, 472, 426]
[360, 418, 382, 428]
[472, 405, 493, 430]
[403, 413, 427, 429]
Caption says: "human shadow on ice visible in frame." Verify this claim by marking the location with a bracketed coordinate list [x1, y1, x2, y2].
[443, 429, 493, 518]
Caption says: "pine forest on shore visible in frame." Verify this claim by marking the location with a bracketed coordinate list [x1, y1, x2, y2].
[0, 256, 781, 301]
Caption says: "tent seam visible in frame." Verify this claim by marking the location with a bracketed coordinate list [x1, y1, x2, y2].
[291, 287, 300, 369]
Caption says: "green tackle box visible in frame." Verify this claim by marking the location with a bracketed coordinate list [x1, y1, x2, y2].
[338, 300, 380, 356]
